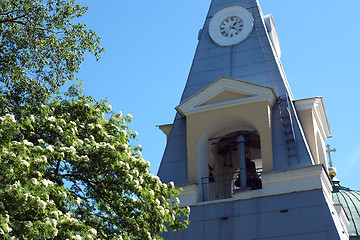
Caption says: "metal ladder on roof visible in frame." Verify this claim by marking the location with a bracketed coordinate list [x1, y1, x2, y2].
[278, 94, 298, 164]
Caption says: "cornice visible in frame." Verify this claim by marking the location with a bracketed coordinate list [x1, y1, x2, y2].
[176, 76, 278, 117]
[295, 97, 332, 138]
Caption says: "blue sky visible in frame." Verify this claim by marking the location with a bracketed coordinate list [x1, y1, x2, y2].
[77, 1, 360, 190]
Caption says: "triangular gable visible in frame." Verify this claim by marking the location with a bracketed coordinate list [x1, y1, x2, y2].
[176, 77, 278, 117]
[200, 90, 253, 106]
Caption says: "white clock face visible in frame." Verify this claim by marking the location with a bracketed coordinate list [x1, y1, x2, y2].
[209, 6, 254, 47]
[220, 16, 244, 38]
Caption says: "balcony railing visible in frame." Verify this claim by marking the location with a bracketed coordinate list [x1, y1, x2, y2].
[201, 170, 262, 202]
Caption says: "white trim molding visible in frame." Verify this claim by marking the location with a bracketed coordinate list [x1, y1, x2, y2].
[295, 97, 332, 138]
[177, 164, 334, 207]
[176, 76, 278, 117]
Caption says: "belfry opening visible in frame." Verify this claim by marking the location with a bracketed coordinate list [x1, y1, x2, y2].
[202, 131, 262, 201]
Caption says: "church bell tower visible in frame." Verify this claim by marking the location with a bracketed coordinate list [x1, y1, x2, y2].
[157, 0, 349, 239]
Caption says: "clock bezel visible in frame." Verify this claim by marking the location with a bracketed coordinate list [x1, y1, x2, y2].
[209, 6, 254, 47]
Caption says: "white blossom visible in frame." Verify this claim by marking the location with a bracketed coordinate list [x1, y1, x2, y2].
[24, 221, 33, 229]
[127, 113, 133, 118]
[8, 181, 20, 192]
[72, 235, 82, 240]
[5, 113, 16, 123]
[89, 228, 97, 235]
[159, 207, 165, 216]
[3, 223, 12, 233]
[35, 155, 47, 164]
[153, 176, 161, 183]
[31, 178, 39, 185]
[127, 174, 133, 181]
[51, 210, 62, 219]
[71, 127, 77, 135]
[42, 179, 53, 187]
[107, 104, 112, 111]
[38, 139, 45, 144]
[58, 191, 67, 198]
[69, 146, 76, 154]
[20, 159, 30, 167]
[80, 155, 89, 162]
[51, 228, 59, 236]
[47, 116, 56, 122]
[57, 126, 63, 134]
[48, 199, 55, 207]
[30, 115, 35, 123]
[38, 198, 47, 210]
[76, 197, 81, 205]
[35, 171, 42, 177]
[23, 139, 34, 147]
[46, 145, 54, 152]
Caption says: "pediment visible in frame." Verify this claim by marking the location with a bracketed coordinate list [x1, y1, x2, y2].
[200, 90, 254, 106]
[176, 77, 278, 117]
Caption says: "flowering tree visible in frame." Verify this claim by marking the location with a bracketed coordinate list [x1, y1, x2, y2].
[0, 94, 189, 239]
[0, 0, 189, 239]
[0, 0, 104, 115]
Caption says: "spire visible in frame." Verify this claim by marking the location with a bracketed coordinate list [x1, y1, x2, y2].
[158, 0, 314, 185]
[179, 0, 292, 104]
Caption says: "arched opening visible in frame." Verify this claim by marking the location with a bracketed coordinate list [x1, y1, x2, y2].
[202, 131, 262, 201]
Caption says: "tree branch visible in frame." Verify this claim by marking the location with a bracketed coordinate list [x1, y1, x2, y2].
[0, 14, 28, 25]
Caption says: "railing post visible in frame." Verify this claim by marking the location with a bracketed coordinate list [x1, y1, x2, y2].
[237, 135, 247, 188]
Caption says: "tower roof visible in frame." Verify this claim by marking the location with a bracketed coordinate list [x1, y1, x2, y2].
[157, 0, 315, 185]
[332, 179, 360, 239]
